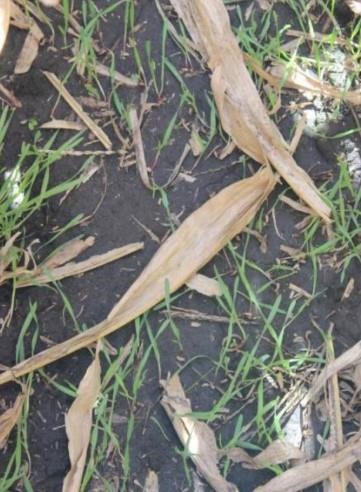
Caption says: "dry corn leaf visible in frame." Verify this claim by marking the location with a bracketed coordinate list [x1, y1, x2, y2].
[62, 342, 102, 492]
[323, 333, 346, 491]
[129, 106, 152, 189]
[346, 0, 361, 15]
[0, 232, 20, 279]
[10, 1, 33, 29]
[255, 433, 361, 492]
[303, 340, 361, 405]
[17, 241, 144, 287]
[0, 392, 26, 448]
[341, 277, 355, 301]
[169, 0, 331, 222]
[40, 119, 86, 131]
[95, 62, 138, 87]
[0, 166, 275, 384]
[38, 0, 60, 6]
[144, 470, 159, 492]
[42, 237, 95, 270]
[257, 0, 274, 9]
[189, 127, 204, 156]
[268, 62, 361, 106]
[186, 273, 221, 297]
[161, 373, 238, 492]
[0, 0, 10, 53]
[14, 21, 43, 74]
[222, 439, 304, 470]
[43, 71, 112, 150]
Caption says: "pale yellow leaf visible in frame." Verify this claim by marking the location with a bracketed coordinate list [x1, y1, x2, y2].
[268, 62, 361, 106]
[0, 0, 10, 53]
[40, 119, 86, 131]
[187, 273, 221, 297]
[255, 433, 361, 492]
[14, 22, 43, 74]
[0, 232, 20, 279]
[0, 166, 275, 384]
[223, 440, 304, 469]
[17, 241, 144, 287]
[346, 0, 361, 15]
[95, 62, 138, 87]
[42, 237, 95, 270]
[62, 342, 102, 492]
[303, 340, 361, 405]
[9, 1, 31, 30]
[169, 0, 331, 222]
[144, 470, 159, 492]
[43, 71, 112, 150]
[161, 373, 238, 492]
[0, 392, 26, 448]
[38, 0, 59, 6]
[129, 106, 152, 189]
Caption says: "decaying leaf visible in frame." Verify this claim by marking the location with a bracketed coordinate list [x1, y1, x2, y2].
[222, 439, 304, 470]
[255, 433, 361, 492]
[0, 0, 10, 53]
[129, 106, 152, 189]
[186, 273, 221, 297]
[41, 236, 95, 270]
[0, 392, 26, 448]
[0, 166, 275, 384]
[40, 119, 86, 131]
[345, 0, 361, 15]
[14, 21, 44, 74]
[303, 340, 361, 405]
[256, 0, 274, 9]
[95, 62, 138, 87]
[38, 0, 60, 6]
[323, 333, 346, 491]
[62, 342, 102, 492]
[43, 71, 112, 150]
[0, 232, 20, 279]
[168, 0, 331, 222]
[161, 373, 238, 492]
[144, 470, 159, 492]
[17, 241, 144, 287]
[189, 126, 204, 156]
[268, 62, 361, 106]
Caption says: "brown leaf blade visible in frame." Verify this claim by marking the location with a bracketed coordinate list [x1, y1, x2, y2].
[0, 392, 26, 448]
[255, 434, 361, 492]
[161, 374, 238, 492]
[129, 106, 152, 189]
[0, 0, 10, 53]
[62, 342, 102, 492]
[17, 241, 144, 287]
[144, 470, 159, 492]
[0, 166, 275, 384]
[169, 0, 331, 222]
[268, 62, 361, 106]
[43, 71, 112, 150]
[14, 22, 44, 74]
[346, 0, 361, 15]
[223, 440, 304, 470]
[186, 273, 221, 297]
[42, 236, 95, 270]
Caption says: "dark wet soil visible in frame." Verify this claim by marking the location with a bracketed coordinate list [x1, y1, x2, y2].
[0, 1, 360, 491]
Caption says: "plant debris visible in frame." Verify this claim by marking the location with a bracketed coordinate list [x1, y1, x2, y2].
[161, 373, 238, 492]
[0, 0, 10, 53]
[0, 391, 26, 449]
[43, 71, 112, 150]
[62, 342, 102, 492]
[169, 0, 331, 222]
[0, 167, 275, 383]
